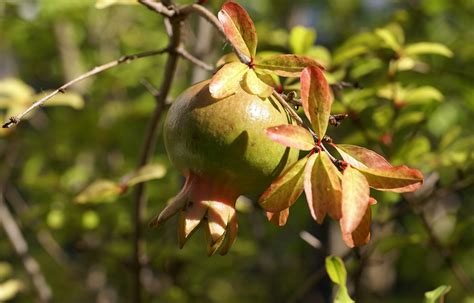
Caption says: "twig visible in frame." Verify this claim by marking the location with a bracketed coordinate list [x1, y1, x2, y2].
[2, 48, 169, 128]
[0, 195, 53, 302]
[138, 0, 175, 17]
[175, 47, 214, 71]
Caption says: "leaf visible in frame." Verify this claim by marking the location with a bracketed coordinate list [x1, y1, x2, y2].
[209, 62, 248, 99]
[0, 279, 23, 301]
[266, 208, 290, 226]
[341, 205, 371, 247]
[404, 42, 453, 58]
[218, 1, 258, 60]
[242, 69, 272, 98]
[216, 52, 240, 68]
[375, 28, 401, 51]
[0, 78, 34, 107]
[34, 91, 84, 109]
[404, 86, 443, 104]
[74, 180, 122, 204]
[300, 66, 333, 140]
[95, 0, 138, 9]
[335, 144, 392, 169]
[289, 26, 316, 54]
[304, 152, 343, 223]
[123, 163, 167, 187]
[255, 54, 323, 77]
[424, 285, 452, 303]
[356, 166, 424, 193]
[265, 124, 314, 151]
[341, 166, 370, 234]
[325, 256, 355, 303]
[259, 157, 308, 212]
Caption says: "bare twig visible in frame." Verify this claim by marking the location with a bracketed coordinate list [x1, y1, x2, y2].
[0, 195, 53, 302]
[2, 48, 169, 128]
[138, 0, 175, 17]
[175, 47, 214, 71]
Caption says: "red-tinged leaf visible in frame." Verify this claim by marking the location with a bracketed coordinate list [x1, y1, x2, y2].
[216, 52, 239, 67]
[369, 197, 377, 205]
[300, 66, 333, 140]
[335, 144, 392, 169]
[218, 1, 257, 60]
[254, 54, 324, 77]
[242, 69, 272, 98]
[356, 166, 424, 193]
[266, 208, 290, 226]
[341, 166, 370, 234]
[209, 62, 248, 99]
[259, 157, 308, 212]
[341, 205, 372, 248]
[265, 124, 314, 151]
[304, 152, 343, 223]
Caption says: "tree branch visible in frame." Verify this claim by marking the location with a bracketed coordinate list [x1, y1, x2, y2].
[175, 47, 214, 71]
[2, 48, 169, 129]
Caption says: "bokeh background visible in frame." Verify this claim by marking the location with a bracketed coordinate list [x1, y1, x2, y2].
[1, 0, 473, 302]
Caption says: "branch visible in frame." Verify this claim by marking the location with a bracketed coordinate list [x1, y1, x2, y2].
[138, 0, 175, 17]
[0, 196, 53, 302]
[2, 48, 169, 129]
[175, 47, 214, 71]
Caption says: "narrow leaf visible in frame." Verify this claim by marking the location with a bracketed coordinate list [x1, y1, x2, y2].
[356, 166, 423, 193]
[255, 54, 324, 77]
[341, 166, 370, 234]
[265, 124, 314, 151]
[335, 144, 391, 169]
[218, 1, 258, 60]
[124, 163, 166, 187]
[325, 256, 355, 303]
[259, 157, 308, 212]
[242, 69, 272, 98]
[209, 62, 248, 99]
[74, 180, 122, 204]
[266, 208, 290, 226]
[35, 91, 85, 109]
[300, 66, 333, 139]
[424, 285, 451, 303]
[289, 26, 316, 54]
[341, 205, 371, 248]
[375, 28, 401, 51]
[405, 42, 453, 58]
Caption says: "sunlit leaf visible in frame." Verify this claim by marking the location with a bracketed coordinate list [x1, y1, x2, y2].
[405, 42, 453, 58]
[404, 86, 443, 104]
[82, 210, 100, 229]
[300, 66, 333, 140]
[333, 45, 369, 66]
[341, 205, 371, 247]
[266, 208, 290, 226]
[289, 26, 316, 54]
[356, 166, 423, 193]
[335, 144, 392, 169]
[325, 256, 355, 303]
[242, 69, 272, 98]
[0, 279, 23, 301]
[306, 46, 332, 69]
[375, 28, 401, 51]
[255, 54, 323, 77]
[35, 91, 84, 109]
[341, 166, 370, 234]
[305, 152, 342, 223]
[265, 124, 314, 151]
[96, 0, 137, 9]
[123, 163, 167, 187]
[424, 285, 452, 303]
[218, 1, 258, 60]
[259, 157, 308, 212]
[216, 52, 239, 68]
[209, 62, 248, 99]
[75, 180, 122, 204]
[0, 78, 34, 107]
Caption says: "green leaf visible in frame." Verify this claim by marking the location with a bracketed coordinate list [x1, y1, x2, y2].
[306, 46, 332, 69]
[300, 66, 333, 140]
[405, 42, 453, 58]
[404, 86, 443, 104]
[34, 91, 85, 109]
[375, 28, 401, 51]
[325, 256, 354, 303]
[265, 124, 314, 151]
[75, 179, 122, 204]
[0, 279, 23, 301]
[333, 45, 369, 66]
[289, 26, 316, 54]
[356, 166, 424, 193]
[218, 1, 258, 60]
[335, 144, 392, 169]
[241, 69, 272, 98]
[95, 0, 138, 9]
[255, 54, 323, 77]
[341, 166, 370, 235]
[424, 285, 451, 303]
[209, 62, 249, 99]
[0, 78, 34, 107]
[259, 156, 308, 212]
[123, 163, 167, 187]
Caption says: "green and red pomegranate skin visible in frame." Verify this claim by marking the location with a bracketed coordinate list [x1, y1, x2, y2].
[152, 80, 298, 255]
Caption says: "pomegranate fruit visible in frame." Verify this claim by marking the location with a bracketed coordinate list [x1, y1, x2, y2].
[152, 80, 299, 255]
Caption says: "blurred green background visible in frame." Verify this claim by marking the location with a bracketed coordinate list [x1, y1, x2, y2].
[1, 0, 473, 302]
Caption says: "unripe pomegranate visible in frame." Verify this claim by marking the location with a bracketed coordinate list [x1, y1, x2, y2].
[152, 80, 298, 255]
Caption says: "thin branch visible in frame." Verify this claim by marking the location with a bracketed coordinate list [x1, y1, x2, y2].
[2, 48, 169, 129]
[0, 196, 53, 302]
[138, 0, 175, 17]
[175, 47, 214, 71]
[272, 90, 304, 125]
[180, 4, 225, 38]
